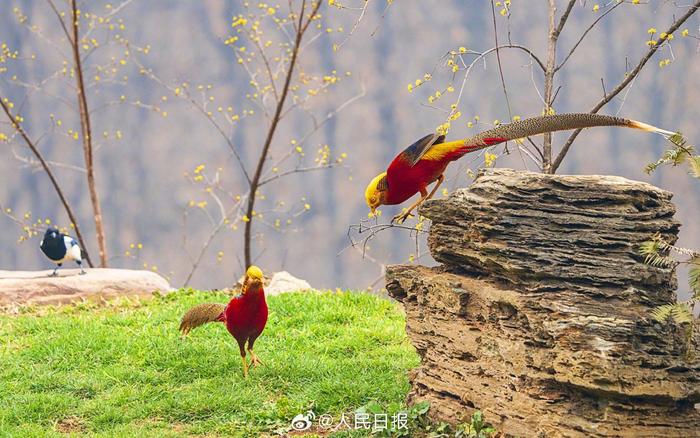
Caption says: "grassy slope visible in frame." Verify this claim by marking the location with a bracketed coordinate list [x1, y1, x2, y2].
[0, 290, 419, 437]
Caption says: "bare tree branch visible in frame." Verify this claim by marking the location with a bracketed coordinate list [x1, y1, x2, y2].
[333, 0, 371, 52]
[11, 148, 87, 173]
[0, 97, 94, 267]
[342, 220, 427, 261]
[130, 58, 252, 183]
[182, 202, 241, 288]
[243, 0, 323, 267]
[490, 0, 513, 119]
[259, 84, 365, 185]
[554, 1, 623, 73]
[551, 1, 700, 173]
[46, 0, 74, 45]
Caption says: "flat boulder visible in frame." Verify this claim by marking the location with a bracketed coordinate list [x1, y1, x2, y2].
[0, 268, 173, 307]
[266, 271, 313, 295]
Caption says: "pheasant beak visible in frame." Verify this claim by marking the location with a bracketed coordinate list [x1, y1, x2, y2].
[241, 266, 264, 293]
[365, 172, 387, 215]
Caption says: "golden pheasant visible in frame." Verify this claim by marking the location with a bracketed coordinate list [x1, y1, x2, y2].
[179, 265, 268, 378]
[365, 113, 677, 223]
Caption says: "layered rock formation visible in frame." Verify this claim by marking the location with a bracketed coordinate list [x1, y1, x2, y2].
[386, 169, 699, 437]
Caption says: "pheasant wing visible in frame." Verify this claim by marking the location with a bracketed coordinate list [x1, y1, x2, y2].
[398, 133, 446, 167]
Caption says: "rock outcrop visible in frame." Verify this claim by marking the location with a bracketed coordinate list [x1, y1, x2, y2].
[233, 270, 313, 295]
[386, 169, 700, 437]
[0, 268, 173, 307]
[265, 271, 313, 295]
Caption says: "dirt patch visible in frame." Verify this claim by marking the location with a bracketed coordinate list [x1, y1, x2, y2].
[55, 416, 86, 434]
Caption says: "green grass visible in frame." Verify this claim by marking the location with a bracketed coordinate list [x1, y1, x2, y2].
[0, 290, 419, 437]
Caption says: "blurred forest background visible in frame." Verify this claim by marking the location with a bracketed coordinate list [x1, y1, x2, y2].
[1, 0, 698, 297]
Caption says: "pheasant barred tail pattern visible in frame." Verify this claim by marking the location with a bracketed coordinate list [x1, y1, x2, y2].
[179, 303, 226, 335]
[462, 113, 673, 151]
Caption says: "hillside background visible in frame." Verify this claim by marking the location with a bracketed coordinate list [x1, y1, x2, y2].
[1, 1, 698, 298]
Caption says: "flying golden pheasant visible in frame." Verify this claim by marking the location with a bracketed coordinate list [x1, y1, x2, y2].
[365, 113, 677, 223]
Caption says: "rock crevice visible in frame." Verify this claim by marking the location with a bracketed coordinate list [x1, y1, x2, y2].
[387, 169, 699, 437]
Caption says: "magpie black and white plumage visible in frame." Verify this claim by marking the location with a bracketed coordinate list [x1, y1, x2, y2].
[39, 227, 86, 276]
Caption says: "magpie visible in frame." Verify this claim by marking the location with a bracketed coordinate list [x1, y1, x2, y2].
[39, 227, 86, 276]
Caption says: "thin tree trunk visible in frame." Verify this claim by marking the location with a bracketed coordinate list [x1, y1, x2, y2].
[70, 0, 108, 267]
[542, 0, 576, 174]
[541, 1, 557, 173]
[243, 0, 322, 267]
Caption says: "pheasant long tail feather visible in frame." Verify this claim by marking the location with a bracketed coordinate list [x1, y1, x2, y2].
[179, 303, 226, 336]
[454, 113, 680, 156]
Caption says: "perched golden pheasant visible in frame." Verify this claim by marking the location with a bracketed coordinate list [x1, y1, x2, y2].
[365, 113, 677, 223]
[179, 265, 268, 378]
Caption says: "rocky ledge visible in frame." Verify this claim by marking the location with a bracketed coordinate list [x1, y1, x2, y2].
[0, 268, 173, 308]
[387, 169, 699, 437]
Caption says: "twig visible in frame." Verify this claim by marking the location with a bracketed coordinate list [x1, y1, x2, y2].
[551, 0, 700, 172]
[490, 0, 513, 119]
[11, 148, 87, 173]
[259, 85, 365, 186]
[614, 75, 637, 116]
[182, 213, 230, 287]
[0, 97, 94, 267]
[333, 0, 371, 52]
[554, 1, 623, 73]
[341, 220, 427, 260]
[600, 78, 607, 100]
[451, 44, 545, 125]
[46, 0, 74, 44]
[479, 44, 547, 73]
[243, 0, 323, 266]
[131, 58, 252, 183]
